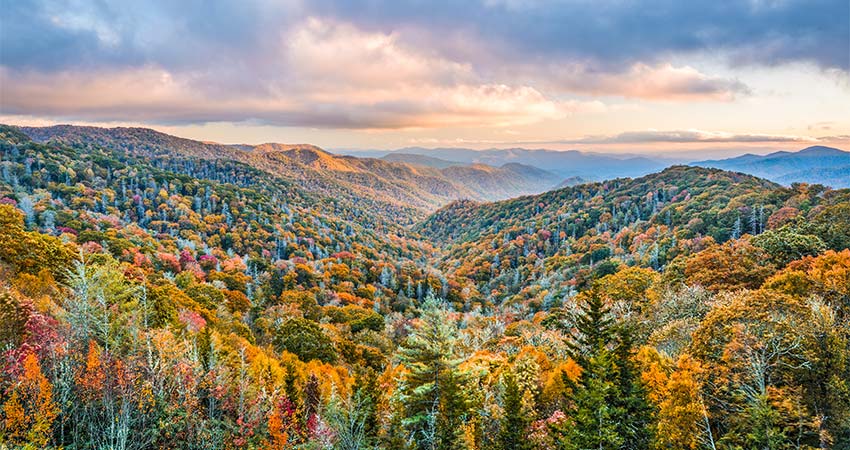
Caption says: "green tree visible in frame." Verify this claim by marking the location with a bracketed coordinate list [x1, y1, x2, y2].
[751, 228, 827, 266]
[800, 299, 850, 448]
[63, 254, 141, 353]
[612, 328, 653, 450]
[273, 317, 337, 363]
[398, 294, 469, 450]
[499, 371, 532, 450]
[559, 350, 622, 450]
[559, 291, 622, 450]
[558, 290, 652, 450]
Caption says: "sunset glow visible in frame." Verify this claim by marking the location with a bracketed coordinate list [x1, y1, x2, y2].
[2, 0, 848, 156]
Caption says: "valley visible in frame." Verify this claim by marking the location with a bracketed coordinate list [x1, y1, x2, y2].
[3, 1, 848, 448]
[1, 124, 849, 448]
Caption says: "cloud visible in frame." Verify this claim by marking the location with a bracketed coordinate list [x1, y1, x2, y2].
[547, 63, 750, 101]
[1, 19, 589, 129]
[0, 0, 295, 72]
[311, 0, 849, 72]
[5, 0, 847, 74]
[561, 129, 820, 144]
[1, 0, 846, 129]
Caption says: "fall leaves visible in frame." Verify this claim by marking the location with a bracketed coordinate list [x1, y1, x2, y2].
[1, 129, 850, 448]
[3, 352, 57, 447]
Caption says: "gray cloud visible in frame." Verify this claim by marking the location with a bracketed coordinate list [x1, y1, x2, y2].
[310, 0, 849, 72]
[1, 0, 290, 72]
[3, 0, 846, 74]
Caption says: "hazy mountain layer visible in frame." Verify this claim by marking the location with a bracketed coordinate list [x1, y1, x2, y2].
[343, 146, 677, 180]
[692, 145, 850, 188]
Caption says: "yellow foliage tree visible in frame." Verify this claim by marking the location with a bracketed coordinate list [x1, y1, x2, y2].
[653, 355, 705, 450]
[593, 266, 661, 314]
[0, 204, 75, 279]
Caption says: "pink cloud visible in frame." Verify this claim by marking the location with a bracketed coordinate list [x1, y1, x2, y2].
[546, 63, 750, 101]
[2, 19, 602, 130]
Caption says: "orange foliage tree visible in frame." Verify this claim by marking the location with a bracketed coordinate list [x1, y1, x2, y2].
[684, 239, 776, 292]
[1, 352, 58, 447]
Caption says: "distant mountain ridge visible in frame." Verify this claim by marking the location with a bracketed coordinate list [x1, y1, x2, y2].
[692, 145, 850, 188]
[380, 153, 464, 169]
[339, 146, 679, 180]
[15, 125, 563, 220]
[554, 176, 589, 189]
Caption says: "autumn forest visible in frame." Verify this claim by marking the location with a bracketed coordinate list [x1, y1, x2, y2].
[0, 122, 846, 450]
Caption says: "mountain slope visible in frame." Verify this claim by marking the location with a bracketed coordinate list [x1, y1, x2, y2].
[242, 142, 561, 206]
[0, 125, 429, 266]
[19, 125, 427, 225]
[775, 164, 850, 187]
[16, 125, 562, 223]
[3, 124, 850, 449]
[415, 166, 803, 303]
[417, 166, 781, 243]
[692, 145, 850, 187]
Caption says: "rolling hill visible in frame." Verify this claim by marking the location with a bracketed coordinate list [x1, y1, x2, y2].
[416, 164, 850, 306]
[16, 125, 563, 223]
[380, 153, 464, 169]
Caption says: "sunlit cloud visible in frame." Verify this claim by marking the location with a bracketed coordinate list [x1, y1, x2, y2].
[398, 129, 822, 148]
[545, 63, 750, 101]
[1, 19, 592, 129]
[0, 0, 847, 146]
[557, 129, 820, 144]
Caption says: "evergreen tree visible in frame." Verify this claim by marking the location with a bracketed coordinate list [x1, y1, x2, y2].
[560, 349, 622, 450]
[568, 290, 614, 367]
[612, 327, 653, 449]
[353, 368, 380, 446]
[559, 291, 622, 449]
[559, 290, 651, 450]
[398, 294, 469, 450]
[499, 371, 532, 450]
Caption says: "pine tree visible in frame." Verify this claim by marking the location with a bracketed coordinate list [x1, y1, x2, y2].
[568, 290, 614, 367]
[559, 290, 651, 450]
[499, 371, 532, 450]
[398, 294, 469, 450]
[559, 291, 622, 450]
[612, 327, 653, 449]
[559, 351, 622, 450]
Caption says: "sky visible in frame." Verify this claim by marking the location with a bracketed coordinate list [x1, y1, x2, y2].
[1, 0, 849, 156]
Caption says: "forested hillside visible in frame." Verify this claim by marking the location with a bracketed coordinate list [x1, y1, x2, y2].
[1, 125, 849, 449]
[20, 125, 563, 222]
[417, 166, 848, 306]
